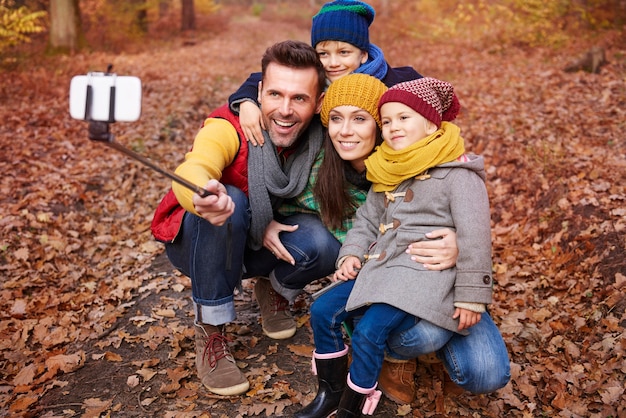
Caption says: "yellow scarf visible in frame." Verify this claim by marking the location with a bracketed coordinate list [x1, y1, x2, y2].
[365, 122, 465, 192]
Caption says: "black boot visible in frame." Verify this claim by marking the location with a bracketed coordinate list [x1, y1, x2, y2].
[335, 374, 381, 418]
[294, 346, 349, 418]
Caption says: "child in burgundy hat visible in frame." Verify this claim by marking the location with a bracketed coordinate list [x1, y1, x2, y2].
[229, 0, 421, 146]
[302, 77, 496, 417]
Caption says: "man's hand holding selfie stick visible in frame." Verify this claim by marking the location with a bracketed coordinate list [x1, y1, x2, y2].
[192, 179, 234, 226]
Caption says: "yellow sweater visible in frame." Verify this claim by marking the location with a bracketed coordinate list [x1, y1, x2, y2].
[172, 118, 240, 215]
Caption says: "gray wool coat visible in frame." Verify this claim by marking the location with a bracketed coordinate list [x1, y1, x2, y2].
[339, 154, 493, 334]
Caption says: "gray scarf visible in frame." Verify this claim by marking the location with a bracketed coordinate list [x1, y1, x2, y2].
[247, 119, 324, 250]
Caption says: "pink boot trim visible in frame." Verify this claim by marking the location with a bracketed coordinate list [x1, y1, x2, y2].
[310, 345, 349, 375]
[347, 373, 381, 415]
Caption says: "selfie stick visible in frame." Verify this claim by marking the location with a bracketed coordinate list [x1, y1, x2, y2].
[83, 69, 211, 198]
[87, 122, 212, 198]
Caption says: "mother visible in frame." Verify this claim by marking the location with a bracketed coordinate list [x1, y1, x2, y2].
[269, 74, 510, 413]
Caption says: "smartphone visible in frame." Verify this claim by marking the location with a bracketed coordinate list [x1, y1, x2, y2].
[311, 279, 347, 300]
[69, 73, 142, 122]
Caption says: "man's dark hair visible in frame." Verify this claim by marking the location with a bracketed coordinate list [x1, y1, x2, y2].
[261, 40, 326, 97]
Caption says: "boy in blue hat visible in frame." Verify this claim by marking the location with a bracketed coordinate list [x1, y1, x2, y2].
[229, 0, 421, 146]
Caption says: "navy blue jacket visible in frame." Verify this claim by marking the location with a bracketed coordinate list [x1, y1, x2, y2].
[228, 65, 423, 113]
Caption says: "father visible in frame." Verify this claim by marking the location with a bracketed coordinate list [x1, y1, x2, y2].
[151, 40, 327, 396]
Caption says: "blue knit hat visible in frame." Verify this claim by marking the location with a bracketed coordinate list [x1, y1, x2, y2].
[311, 0, 375, 52]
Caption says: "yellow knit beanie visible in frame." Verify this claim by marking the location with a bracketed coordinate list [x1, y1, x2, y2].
[320, 73, 388, 128]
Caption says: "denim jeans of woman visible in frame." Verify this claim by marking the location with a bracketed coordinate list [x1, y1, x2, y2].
[244, 212, 341, 302]
[311, 279, 510, 393]
[165, 186, 341, 325]
[387, 310, 511, 393]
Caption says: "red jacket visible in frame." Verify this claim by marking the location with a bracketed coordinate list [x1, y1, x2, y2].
[150, 104, 248, 243]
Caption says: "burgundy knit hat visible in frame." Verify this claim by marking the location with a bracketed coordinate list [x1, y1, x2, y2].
[378, 77, 460, 128]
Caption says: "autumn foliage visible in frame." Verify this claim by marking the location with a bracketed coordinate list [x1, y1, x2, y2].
[0, 1, 625, 417]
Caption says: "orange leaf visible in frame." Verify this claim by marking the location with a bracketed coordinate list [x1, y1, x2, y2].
[287, 344, 314, 357]
[9, 395, 39, 413]
[45, 352, 86, 374]
[12, 363, 38, 386]
[104, 351, 123, 362]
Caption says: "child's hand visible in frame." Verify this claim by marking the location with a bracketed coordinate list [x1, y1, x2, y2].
[453, 308, 482, 331]
[333, 257, 361, 281]
[239, 101, 265, 146]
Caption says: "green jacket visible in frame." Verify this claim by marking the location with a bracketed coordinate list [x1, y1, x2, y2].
[278, 149, 368, 243]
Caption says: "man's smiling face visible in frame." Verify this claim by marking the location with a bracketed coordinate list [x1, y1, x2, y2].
[258, 63, 323, 148]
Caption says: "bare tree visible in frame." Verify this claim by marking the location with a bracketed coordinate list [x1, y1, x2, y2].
[130, 0, 148, 33]
[181, 0, 195, 30]
[160, 0, 170, 18]
[48, 0, 84, 53]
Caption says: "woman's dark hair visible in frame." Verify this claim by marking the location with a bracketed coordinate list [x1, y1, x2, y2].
[313, 128, 382, 230]
[261, 40, 326, 98]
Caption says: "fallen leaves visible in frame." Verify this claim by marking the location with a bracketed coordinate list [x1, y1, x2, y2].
[82, 397, 113, 418]
[135, 366, 158, 382]
[45, 352, 86, 375]
[9, 395, 39, 415]
[159, 367, 191, 394]
[1, 3, 625, 418]
[287, 344, 314, 358]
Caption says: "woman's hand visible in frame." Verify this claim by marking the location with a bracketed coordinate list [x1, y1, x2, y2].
[334, 256, 361, 281]
[193, 179, 234, 226]
[406, 228, 458, 270]
[239, 101, 265, 146]
[262, 220, 298, 265]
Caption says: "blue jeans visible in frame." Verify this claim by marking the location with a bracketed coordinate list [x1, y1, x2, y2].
[165, 186, 251, 325]
[311, 280, 510, 393]
[310, 280, 417, 388]
[387, 311, 511, 393]
[244, 213, 341, 301]
[165, 187, 340, 325]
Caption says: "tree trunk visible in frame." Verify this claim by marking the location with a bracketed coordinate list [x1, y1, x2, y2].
[181, 0, 196, 31]
[48, 0, 83, 53]
[131, 0, 148, 33]
[159, 0, 170, 18]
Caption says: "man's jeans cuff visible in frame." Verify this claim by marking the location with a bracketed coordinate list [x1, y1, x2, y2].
[194, 299, 236, 326]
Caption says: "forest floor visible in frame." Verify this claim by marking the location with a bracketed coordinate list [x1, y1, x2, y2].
[1, 2, 625, 418]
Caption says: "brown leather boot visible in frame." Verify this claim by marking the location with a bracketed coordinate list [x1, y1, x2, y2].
[254, 277, 296, 339]
[195, 322, 249, 396]
[377, 356, 416, 404]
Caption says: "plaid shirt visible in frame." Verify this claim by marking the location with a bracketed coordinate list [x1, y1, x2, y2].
[278, 150, 368, 243]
